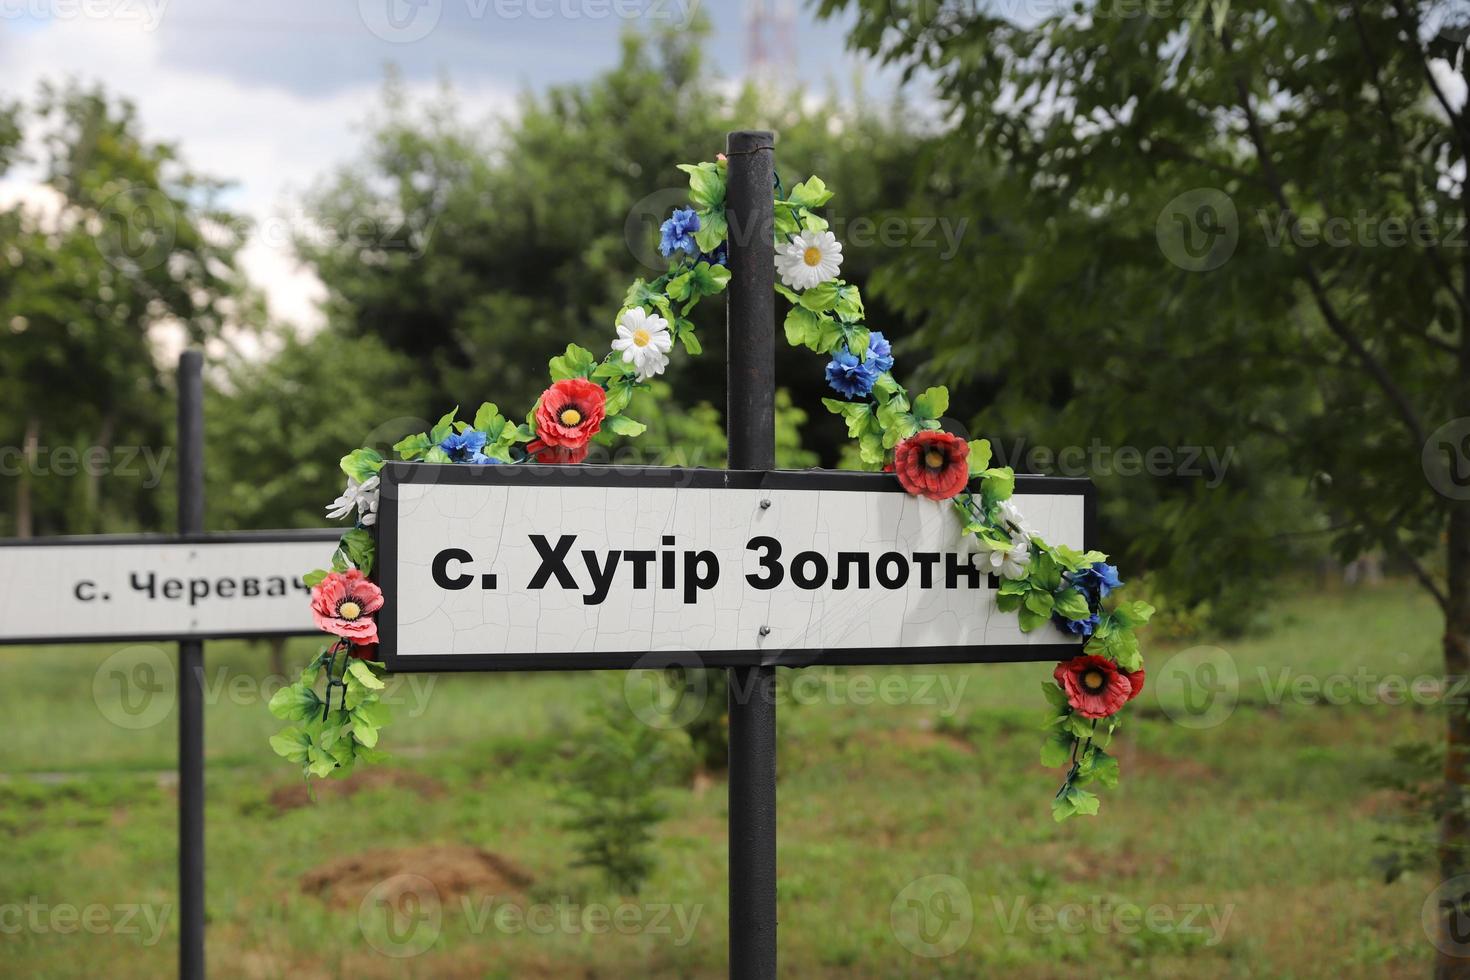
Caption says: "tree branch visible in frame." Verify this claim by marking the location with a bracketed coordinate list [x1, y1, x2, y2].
[1219, 25, 1430, 448]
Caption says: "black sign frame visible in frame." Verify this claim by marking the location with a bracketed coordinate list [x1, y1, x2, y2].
[376, 462, 1097, 673]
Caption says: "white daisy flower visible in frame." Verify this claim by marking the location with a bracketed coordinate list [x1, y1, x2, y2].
[980, 539, 1032, 580]
[326, 474, 379, 526]
[996, 499, 1036, 540]
[611, 307, 673, 381]
[775, 229, 843, 291]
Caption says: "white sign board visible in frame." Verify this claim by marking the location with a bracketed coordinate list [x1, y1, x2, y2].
[0, 531, 340, 644]
[378, 465, 1094, 671]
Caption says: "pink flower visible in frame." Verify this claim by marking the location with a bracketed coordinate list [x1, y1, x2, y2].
[310, 569, 384, 644]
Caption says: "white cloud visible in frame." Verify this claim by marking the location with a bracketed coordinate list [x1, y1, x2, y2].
[1, 15, 516, 333]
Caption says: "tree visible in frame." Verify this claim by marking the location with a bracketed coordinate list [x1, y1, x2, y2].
[0, 83, 248, 536]
[297, 21, 929, 465]
[824, 0, 1470, 967]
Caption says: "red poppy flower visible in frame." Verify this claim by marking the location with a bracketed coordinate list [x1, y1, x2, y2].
[526, 439, 589, 465]
[1053, 654, 1132, 719]
[893, 430, 970, 501]
[534, 378, 606, 449]
[1122, 665, 1145, 702]
[310, 569, 384, 644]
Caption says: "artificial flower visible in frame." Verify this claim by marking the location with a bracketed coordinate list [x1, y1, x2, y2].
[825, 347, 881, 398]
[894, 430, 971, 501]
[325, 475, 380, 526]
[980, 539, 1032, 580]
[534, 378, 606, 449]
[659, 208, 701, 257]
[775, 229, 843, 290]
[867, 331, 894, 374]
[527, 439, 589, 465]
[1053, 654, 1132, 719]
[1122, 665, 1145, 701]
[995, 499, 1035, 539]
[1073, 561, 1123, 599]
[1056, 601, 1102, 637]
[611, 307, 673, 381]
[310, 569, 384, 644]
[439, 429, 493, 464]
[349, 642, 379, 660]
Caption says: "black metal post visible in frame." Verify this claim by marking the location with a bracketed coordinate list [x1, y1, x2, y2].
[725, 129, 778, 979]
[177, 350, 206, 980]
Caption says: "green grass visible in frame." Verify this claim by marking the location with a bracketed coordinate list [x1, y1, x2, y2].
[0, 580, 1447, 977]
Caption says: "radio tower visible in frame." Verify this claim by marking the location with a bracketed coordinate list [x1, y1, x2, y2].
[745, 0, 797, 87]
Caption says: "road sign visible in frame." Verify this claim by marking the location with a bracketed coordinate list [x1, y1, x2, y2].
[0, 529, 340, 645]
[377, 463, 1094, 671]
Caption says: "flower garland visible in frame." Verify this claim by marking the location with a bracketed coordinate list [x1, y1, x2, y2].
[271, 156, 1154, 821]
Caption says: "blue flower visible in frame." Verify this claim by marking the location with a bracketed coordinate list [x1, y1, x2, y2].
[825, 347, 881, 398]
[1072, 562, 1123, 600]
[1056, 603, 1101, 637]
[659, 208, 701, 257]
[439, 429, 494, 464]
[867, 331, 894, 374]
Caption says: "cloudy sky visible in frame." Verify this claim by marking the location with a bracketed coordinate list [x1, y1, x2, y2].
[0, 0, 874, 330]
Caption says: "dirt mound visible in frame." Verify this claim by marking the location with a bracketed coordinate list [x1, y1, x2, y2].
[267, 768, 444, 813]
[301, 844, 534, 908]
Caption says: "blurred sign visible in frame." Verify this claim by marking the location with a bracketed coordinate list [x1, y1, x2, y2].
[377, 464, 1094, 671]
[0, 530, 340, 644]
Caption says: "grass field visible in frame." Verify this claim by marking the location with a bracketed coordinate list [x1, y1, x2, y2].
[0, 579, 1449, 977]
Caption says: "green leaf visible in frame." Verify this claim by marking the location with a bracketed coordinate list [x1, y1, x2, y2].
[268, 683, 323, 721]
[678, 162, 725, 210]
[338, 527, 375, 575]
[982, 467, 1016, 502]
[302, 568, 329, 588]
[1041, 681, 1068, 708]
[821, 398, 878, 440]
[549, 343, 597, 382]
[1017, 604, 1047, 632]
[1066, 786, 1101, 816]
[1024, 590, 1055, 618]
[472, 402, 503, 434]
[680, 329, 703, 356]
[428, 407, 458, 445]
[606, 381, 637, 417]
[1114, 600, 1156, 627]
[845, 324, 870, 359]
[787, 175, 833, 208]
[834, 284, 865, 323]
[968, 439, 992, 475]
[392, 432, 432, 461]
[348, 660, 385, 690]
[1053, 588, 1093, 622]
[269, 727, 312, 764]
[913, 386, 949, 421]
[996, 591, 1024, 613]
[1040, 731, 1074, 768]
[1031, 551, 1062, 590]
[340, 448, 384, 483]
[798, 281, 840, 312]
[605, 415, 647, 437]
[784, 306, 824, 351]
[693, 210, 727, 254]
